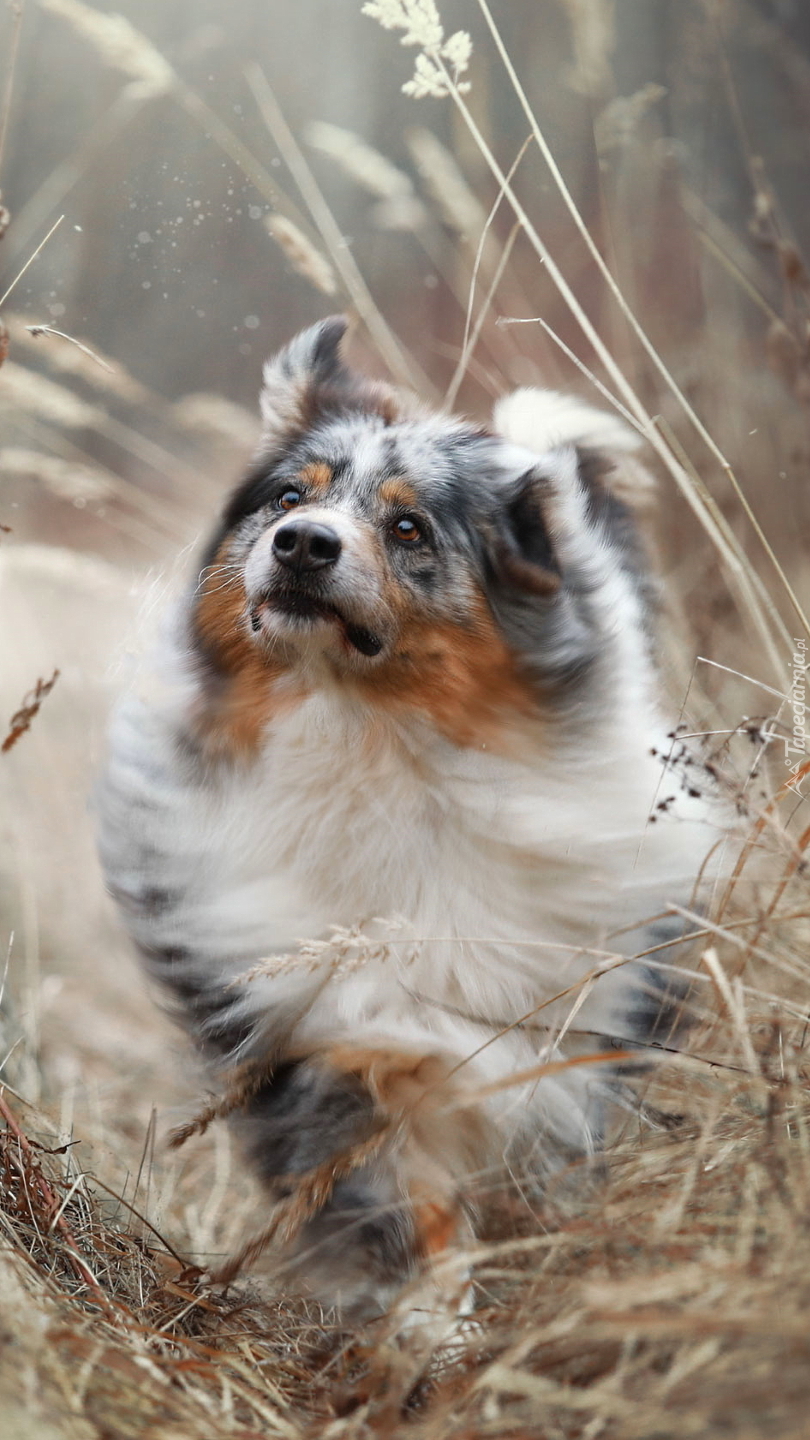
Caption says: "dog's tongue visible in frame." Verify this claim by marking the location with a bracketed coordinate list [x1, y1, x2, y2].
[345, 623, 383, 657]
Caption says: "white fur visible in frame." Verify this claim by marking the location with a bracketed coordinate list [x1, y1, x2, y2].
[494, 386, 644, 458]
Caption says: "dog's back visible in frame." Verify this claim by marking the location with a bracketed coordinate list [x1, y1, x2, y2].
[99, 318, 723, 1324]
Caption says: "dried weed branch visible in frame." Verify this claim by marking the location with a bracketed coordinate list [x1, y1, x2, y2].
[2, 669, 59, 753]
[24, 323, 115, 372]
[245, 62, 436, 398]
[5, 938, 810, 1437]
[0, 1089, 113, 1308]
[0, 212, 63, 309]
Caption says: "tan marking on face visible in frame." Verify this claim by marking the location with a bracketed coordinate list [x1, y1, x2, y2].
[378, 477, 418, 510]
[192, 539, 302, 760]
[351, 591, 538, 751]
[299, 461, 332, 495]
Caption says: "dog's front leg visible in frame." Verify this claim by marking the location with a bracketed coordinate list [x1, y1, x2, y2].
[229, 1048, 485, 1333]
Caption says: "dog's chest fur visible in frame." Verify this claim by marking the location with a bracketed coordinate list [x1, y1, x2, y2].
[186, 682, 692, 1040]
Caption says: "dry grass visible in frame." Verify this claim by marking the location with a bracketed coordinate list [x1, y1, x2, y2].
[4, 0, 810, 1435]
[2, 669, 59, 752]
[4, 911, 810, 1439]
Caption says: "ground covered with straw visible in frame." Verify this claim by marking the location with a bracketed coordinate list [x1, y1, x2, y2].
[4, 892, 810, 1440]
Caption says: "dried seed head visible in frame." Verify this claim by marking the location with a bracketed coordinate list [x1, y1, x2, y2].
[306, 121, 414, 201]
[362, 0, 472, 97]
[264, 214, 338, 297]
[407, 127, 487, 240]
[594, 83, 667, 157]
[0, 361, 105, 430]
[1, 447, 117, 504]
[39, 0, 175, 96]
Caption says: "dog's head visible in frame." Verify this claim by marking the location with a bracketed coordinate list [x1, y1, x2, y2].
[191, 317, 652, 754]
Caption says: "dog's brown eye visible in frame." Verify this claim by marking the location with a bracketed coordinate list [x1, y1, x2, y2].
[278, 488, 302, 511]
[393, 516, 421, 544]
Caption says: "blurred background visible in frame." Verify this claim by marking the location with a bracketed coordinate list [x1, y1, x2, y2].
[1, 0, 809, 1237]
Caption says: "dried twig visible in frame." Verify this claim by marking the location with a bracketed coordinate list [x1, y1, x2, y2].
[245, 62, 437, 399]
[0, 1088, 113, 1308]
[0, 213, 63, 309]
[2, 670, 60, 753]
[0, 2, 25, 178]
[210, 1123, 391, 1284]
[25, 323, 115, 372]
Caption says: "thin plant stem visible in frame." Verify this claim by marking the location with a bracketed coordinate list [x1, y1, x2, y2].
[0, 1, 25, 177]
[429, 56, 788, 679]
[474, 0, 810, 645]
[446, 220, 520, 410]
[502, 316, 642, 434]
[245, 63, 436, 400]
[173, 79, 307, 231]
[25, 323, 114, 371]
[446, 135, 532, 409]
[0, 213, 64, 308]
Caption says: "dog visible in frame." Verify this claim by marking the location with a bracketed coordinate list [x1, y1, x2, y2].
[98, 316, 721, 1326]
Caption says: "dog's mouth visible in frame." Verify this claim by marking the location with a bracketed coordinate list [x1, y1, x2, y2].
[251, 591, 384, 658]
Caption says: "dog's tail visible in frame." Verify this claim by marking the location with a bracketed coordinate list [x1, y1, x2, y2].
[493, 388, 655, 509]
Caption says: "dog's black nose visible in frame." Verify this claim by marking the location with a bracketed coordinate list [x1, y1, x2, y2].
[272, 520, 342, 572]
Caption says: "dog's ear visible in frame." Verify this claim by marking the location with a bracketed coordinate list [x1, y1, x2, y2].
[488, 437, 651, 609]
[259, 315, 407, 451]
[498, 468, 562, 596]
[486, 456, 566, 599]
[259, 315, 349, 448]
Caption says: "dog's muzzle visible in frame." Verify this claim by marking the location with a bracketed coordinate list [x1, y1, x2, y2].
[253, 519, 383, 659]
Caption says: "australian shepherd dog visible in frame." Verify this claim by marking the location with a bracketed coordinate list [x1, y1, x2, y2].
[99, 316, 720, 1327]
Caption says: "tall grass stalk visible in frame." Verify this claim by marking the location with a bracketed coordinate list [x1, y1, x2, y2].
[0, 0, 25, 177]
[473, 0, 810, 647]
[445, 136, 532, 409]
[0, 213, 63, 308]
[245, 63, 437, 399]
[363, 2, 794, 677]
